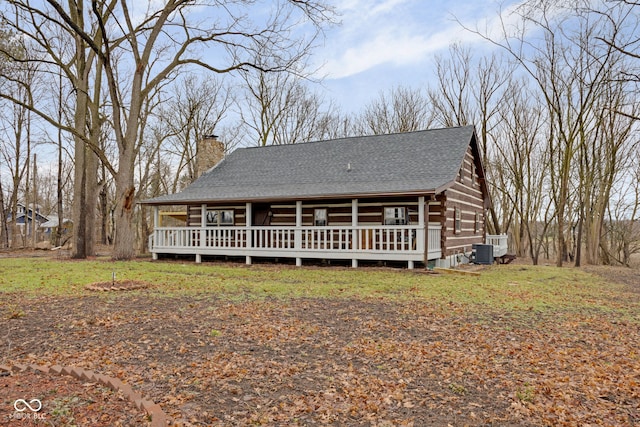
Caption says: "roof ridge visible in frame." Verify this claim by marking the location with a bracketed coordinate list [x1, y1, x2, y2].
[239, 125, 475, 151]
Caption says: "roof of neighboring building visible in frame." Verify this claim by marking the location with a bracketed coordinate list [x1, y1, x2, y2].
[142, 125, 481, 205]
[40, 216, 72, 228]
[5, 203, 50, 223]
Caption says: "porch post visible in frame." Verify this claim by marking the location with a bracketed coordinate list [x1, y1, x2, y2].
[418, 196, 425, 268]
[352, 198, 358, 268]
[196, 204, 206, 263]
[152, 206, 159, 260]
[295, 201, 302, 267]
[245, 202, 252, 265]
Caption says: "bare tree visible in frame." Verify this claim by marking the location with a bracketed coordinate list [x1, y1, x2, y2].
[2, 0, 335, 259]
[239, 70, 335, 146]
[271, 84, 333, 145]
[603, 152, 640, 266]
[1, 1, 108, 258]
[429, 44, 475, 128]
[315, 108, 357, 140]
[577, 74, 637, 265]
[0, 55, 39, 248]
[356, 86, 432, 135]
[593, 0, 640, 98]
[96, 0, 334, 259]
[53, 61, 70, 247]
[0, 162, 7, 247]
[156, 74, 234, 189]
[463, 0, 630, 266]
[492, 78, 552, 264]
[428, 44, 509, 235]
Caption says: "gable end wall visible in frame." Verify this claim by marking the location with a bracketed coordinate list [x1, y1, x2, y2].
[441, 146, 486, 258]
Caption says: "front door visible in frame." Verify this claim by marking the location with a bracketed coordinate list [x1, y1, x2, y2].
[253, 204, 271, 226]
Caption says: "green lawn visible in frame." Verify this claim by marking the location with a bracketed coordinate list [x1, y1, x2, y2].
[1, 257, 637, 321]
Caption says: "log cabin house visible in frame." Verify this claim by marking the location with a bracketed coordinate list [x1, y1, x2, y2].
[141, 126, 507, 268]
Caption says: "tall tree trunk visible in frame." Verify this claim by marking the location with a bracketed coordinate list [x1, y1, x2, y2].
[71, 140, 99, 257]
[72, 141, 88, 258]
[0, 169, 7, 248]
[54, 69, 64, 248]
[23, 130, 30, 248]
[9, 200, 18, 249]
[112, 145, 136, 260]
[99, 180, 109, 245]
[556, 211, 566, 267]
[140, 207, 149, 254]
[585, 210, 600, 265]
[575, 203, 583, 267]
[70, 11, 102, 258]
[31, 154, 37, 247]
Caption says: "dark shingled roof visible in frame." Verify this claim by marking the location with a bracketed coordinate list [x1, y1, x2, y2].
[142, 125, 478, 205]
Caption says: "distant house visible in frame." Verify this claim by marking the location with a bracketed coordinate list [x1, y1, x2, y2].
[3, 203, 50, 244]
[5, 203, 49, 231]
[141, 126, 507, 268]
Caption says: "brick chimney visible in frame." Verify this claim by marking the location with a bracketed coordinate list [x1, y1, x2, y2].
[196, 135, 225, 178]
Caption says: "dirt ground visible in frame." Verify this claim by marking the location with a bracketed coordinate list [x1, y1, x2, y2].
[1, 251, 639, 426]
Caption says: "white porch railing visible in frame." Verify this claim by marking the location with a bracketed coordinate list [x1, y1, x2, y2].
[427, 224, 442, 260]
[150, 224, 443, 264]
[486, 234, 508, 258]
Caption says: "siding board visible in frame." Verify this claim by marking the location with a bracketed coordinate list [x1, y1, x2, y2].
[441, 145, 486, 257]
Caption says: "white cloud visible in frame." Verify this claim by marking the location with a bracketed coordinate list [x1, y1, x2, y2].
[317, 0, 532, 80]
[338, 0, 409, 20]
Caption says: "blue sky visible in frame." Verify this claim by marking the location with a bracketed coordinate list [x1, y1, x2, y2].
[311, 0, 524, 112]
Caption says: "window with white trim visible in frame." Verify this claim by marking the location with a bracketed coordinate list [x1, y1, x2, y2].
[314, 209, 327, 226]
[475, 211, 481, 234]
[206, 209, 234, 226]
[384, 207, 407, 225]
[454, 207, 461, 234]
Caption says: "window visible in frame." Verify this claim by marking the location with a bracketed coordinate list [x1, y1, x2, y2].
[475, 212, 481, 234]
[384, 207, 407, 225]
[206, 209, 234, 226]
[454, 208, 461, 234]
[314, 209, 327, 226]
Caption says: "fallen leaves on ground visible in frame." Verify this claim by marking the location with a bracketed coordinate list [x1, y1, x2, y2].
[0, 369, 149, 426]
[1, 295, 639, 426]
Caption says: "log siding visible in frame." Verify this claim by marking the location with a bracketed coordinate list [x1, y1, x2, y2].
[441, 146, 486, 256]
[189, 197, 424, 228]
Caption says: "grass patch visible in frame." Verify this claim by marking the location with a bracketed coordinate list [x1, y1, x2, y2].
[0, 258, 637, 320]
[516, 382, 536, 403]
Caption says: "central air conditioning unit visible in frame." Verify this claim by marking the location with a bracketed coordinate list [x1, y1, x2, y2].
[472, 244, 494, 265]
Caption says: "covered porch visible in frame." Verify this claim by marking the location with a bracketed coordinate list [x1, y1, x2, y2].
[147, 197, 510, 269]
[150, 223, 443, 268]
[148, 197, 440, 269]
